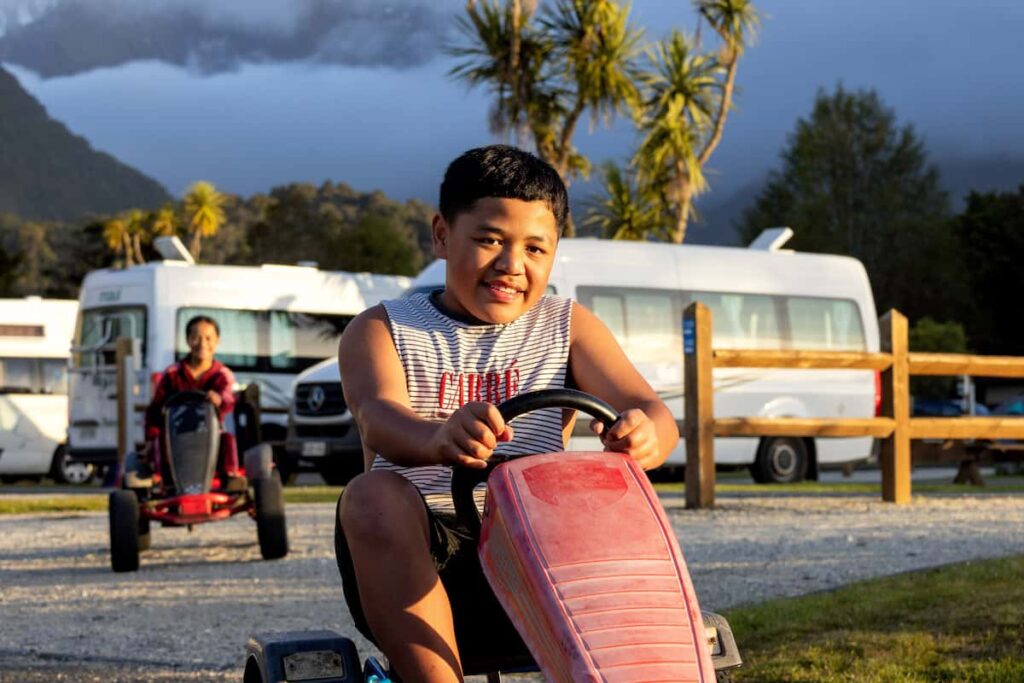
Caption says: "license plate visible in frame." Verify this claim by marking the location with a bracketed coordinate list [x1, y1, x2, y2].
[302, 441, 327, 457]
[78, 426, 97, 440]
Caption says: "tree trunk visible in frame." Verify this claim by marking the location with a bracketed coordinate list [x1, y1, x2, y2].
[132, 234, 145, 264]
[673, 175, 694, 244]
[122, 234, 134, 267]
[189, 231, 202, 262]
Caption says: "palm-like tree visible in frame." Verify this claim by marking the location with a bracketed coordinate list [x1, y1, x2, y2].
[150, 204, 177, 238]
[102, 216, 133, 267]
[636, 0, 759, 244]
[124, 209, 148, 265]
[583, 161, 663, 240]
[183, 181, 225, 262]
[450, 0, 643, 236]
[635, 30, 721, 243]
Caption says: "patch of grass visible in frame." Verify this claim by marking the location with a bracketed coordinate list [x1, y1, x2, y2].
[725, 555, 1024, 682]
[0, 496, 107, 514]
[283, 486, 343, 504]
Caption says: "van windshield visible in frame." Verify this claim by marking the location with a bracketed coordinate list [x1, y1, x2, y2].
[176, 308, 353, 374]
[0, 357, 67, 394]
[73, 306, 147, 368]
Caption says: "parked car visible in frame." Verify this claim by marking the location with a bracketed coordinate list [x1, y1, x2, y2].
[284, 358, 363, 485]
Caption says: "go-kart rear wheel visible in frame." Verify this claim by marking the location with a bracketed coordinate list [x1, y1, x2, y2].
[109, 490, 140, 572]
[254, 473, 288, 560]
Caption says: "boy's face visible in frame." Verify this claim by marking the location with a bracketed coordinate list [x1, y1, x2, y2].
[433, 197, 558, 325]
[187, 321, 219, 363]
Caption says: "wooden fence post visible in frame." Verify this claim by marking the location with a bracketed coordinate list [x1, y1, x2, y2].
[879, 310, 911, 504]
[684, 302, 715, 509]
[115, 336, 134, 468]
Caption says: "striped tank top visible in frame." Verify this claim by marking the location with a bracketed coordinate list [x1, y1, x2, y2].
[374, 292, 573, 513]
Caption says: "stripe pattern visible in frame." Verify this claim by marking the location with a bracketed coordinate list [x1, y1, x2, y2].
[374, 292, 572, 513]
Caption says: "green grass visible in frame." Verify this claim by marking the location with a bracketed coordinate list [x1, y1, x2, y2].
[725, 554, 1024, 682]
[0, 486, 343, 514]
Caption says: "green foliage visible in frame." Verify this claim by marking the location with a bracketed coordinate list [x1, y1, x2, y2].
[583, 161, 664, 240]
[953, 186, 1024, 355]
[738, 86, 963, 323]
[909, 318, 968, 399]
[728, 555, 1024, 682]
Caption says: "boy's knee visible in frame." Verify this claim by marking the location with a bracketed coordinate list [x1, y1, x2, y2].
[339, 470, 426, 545]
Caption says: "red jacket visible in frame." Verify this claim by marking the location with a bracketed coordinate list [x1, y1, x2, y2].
[144, 359, 236, 440]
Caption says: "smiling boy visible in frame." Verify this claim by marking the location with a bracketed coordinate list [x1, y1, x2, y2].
[335, 145, 678, 681]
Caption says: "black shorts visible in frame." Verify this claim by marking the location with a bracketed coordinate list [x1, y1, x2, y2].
[333, 493, 533, 672]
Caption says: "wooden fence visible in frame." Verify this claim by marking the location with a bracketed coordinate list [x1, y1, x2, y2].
[682, 303, 1024, 509]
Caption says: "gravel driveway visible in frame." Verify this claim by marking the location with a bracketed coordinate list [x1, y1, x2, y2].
[1, 492, 1023, 681]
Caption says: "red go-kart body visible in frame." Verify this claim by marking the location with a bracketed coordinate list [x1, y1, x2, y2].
[480, 451, 715, 682]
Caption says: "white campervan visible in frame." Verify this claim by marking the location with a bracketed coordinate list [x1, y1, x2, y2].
[0, 298, 93, 484]
[67, 257, 409, 475]
[403, 231, 879, 483]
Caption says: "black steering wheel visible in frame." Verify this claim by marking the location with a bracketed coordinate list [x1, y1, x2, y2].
[164, 389, 211, 408]
[451, 388, 620, 539]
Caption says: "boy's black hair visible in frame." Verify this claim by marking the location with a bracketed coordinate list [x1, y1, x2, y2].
[439, 145, 569, 235]
[185, 315, 220, 338]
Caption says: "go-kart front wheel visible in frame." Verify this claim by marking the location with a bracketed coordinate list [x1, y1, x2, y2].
[254, 473, 288, 560]
[109, 489, 140, 572]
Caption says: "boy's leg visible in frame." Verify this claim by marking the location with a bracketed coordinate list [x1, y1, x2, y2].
[338, 470, 463, 682]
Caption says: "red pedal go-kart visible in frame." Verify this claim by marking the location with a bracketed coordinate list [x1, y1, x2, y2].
[244, 389, 742, 682]
[108, 390, 288, 572]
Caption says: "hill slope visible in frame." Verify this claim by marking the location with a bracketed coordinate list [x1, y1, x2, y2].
[0, 64, 169, 220]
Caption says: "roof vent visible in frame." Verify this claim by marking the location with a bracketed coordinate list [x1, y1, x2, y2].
[748, 227, 793, 251]
[153, 236, 195, 264]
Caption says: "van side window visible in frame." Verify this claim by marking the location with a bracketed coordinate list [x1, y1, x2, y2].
[695, 292, 785, 350]
[787, 297, 865, 350]
[74, 306, 147, 368]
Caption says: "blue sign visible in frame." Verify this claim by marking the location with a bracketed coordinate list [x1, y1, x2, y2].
[683, 318, 695, 355]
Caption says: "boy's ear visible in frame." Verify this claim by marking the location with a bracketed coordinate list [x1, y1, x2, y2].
[431, 214, 450, 259]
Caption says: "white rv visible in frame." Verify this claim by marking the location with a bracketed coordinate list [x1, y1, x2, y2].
[0, 298, 93, 484]
[304, 231, 876, 483]
[67, 259, 409, 474]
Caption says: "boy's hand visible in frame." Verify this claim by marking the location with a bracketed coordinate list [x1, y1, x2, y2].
[433, 402, 513, 469]
[206, 390, 223, 408]
[590, 409, 661, 470]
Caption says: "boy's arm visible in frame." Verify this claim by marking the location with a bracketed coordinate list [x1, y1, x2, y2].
[568, 302, 679, 470]
[339, 305, 509, 470]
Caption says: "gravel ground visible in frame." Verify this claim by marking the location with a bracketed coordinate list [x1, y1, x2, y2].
[1, 493, 1023, 681]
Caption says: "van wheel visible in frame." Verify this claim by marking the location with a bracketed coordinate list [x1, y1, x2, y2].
[49, 445, 95, 485]
[751, 437, 808, 484]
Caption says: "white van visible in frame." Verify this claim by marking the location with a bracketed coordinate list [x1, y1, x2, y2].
[67, 259, 409, 474]
[404, 232, 879, 483]
[0, 298, 94, 484]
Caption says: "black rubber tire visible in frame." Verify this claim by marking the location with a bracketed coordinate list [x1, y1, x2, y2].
[750, 437, 809, 484]
[109, 490, 140, 572]
[254, 473, 288, 560]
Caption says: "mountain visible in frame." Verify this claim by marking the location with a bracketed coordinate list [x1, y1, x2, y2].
[0, 64, 169, 220]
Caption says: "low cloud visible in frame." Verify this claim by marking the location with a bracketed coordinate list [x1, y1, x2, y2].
[0, 0, 463, 77]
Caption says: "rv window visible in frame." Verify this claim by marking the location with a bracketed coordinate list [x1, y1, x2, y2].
[268, 312, 353, 372]
[589, 294, 626, 340]
[694, 292, 785, 350]
[74, 307, 147, 368]
[0, 357, 67, 394]
[578, 288, 682, 377]
[787, 297, 865, 350]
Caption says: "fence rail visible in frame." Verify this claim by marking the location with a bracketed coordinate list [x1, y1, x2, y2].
[683, 303, 1024, 509]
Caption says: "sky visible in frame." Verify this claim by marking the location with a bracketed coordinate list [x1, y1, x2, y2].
[3, 0, 1023, 224]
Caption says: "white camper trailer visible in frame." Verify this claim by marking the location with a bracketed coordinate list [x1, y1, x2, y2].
[0, 298, 92, 483]
[67, 260, 409, 474]
[403, 231, 879, 482]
